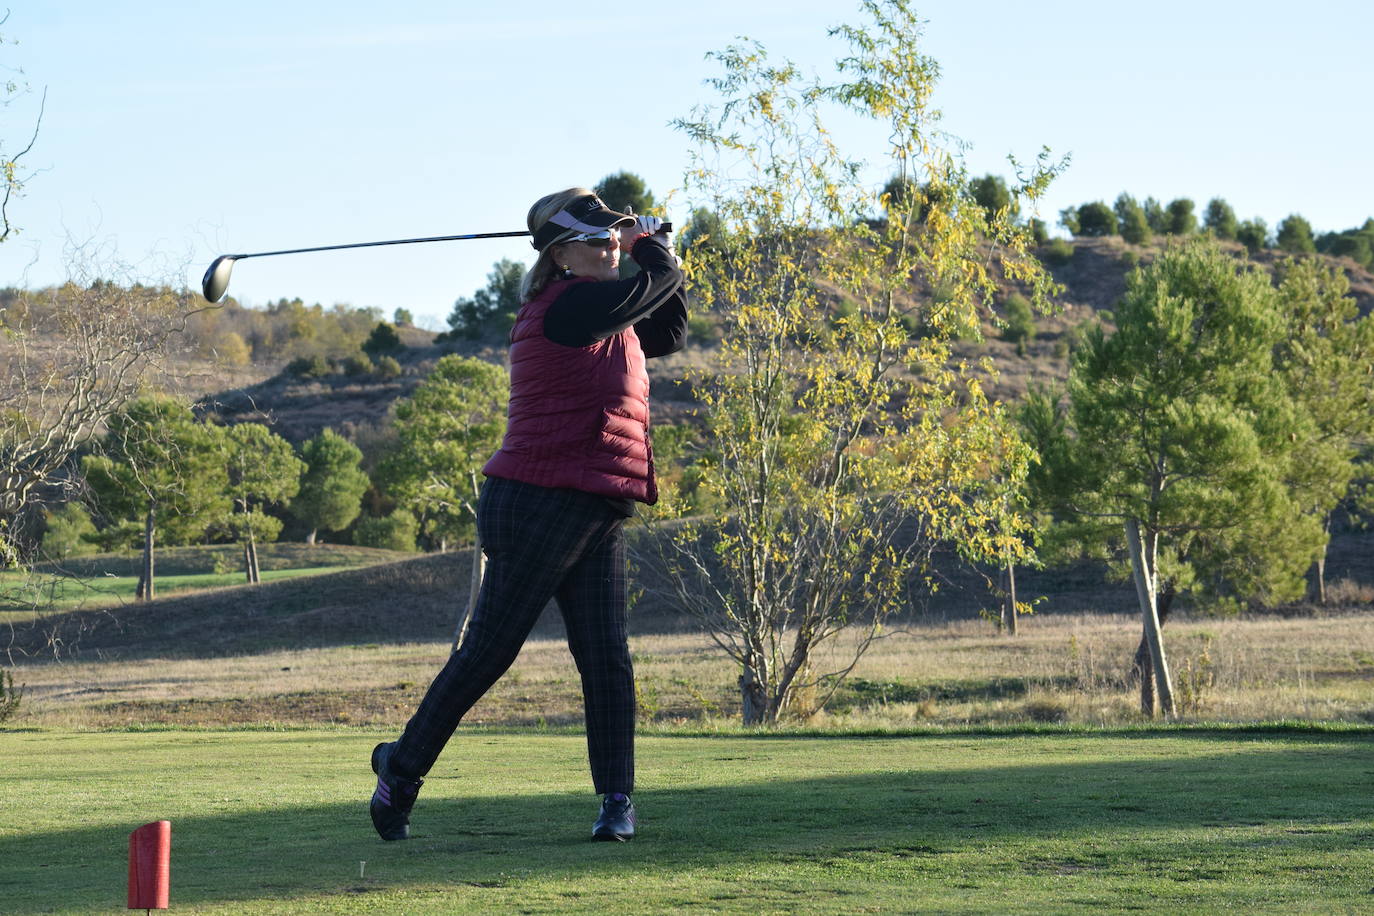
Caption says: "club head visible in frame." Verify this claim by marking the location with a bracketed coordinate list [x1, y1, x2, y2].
[201, 255, 238, 303]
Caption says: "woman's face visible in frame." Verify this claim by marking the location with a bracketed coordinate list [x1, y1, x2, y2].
[555, 229, 621, 282]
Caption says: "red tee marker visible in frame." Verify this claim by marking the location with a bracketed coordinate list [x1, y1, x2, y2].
[127, 820, 170, 910]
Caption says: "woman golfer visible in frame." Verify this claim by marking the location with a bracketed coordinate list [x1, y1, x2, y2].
[369, 187, 686, 842]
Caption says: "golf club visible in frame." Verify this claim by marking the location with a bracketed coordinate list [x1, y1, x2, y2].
[201, 222, 672, 303]
[201, 231, 528, 303]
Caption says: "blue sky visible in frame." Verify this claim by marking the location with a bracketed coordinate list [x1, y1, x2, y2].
[3, 1, 1370, 328]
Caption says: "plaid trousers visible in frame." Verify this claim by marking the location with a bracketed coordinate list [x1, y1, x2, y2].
[389, 476, 635, 795]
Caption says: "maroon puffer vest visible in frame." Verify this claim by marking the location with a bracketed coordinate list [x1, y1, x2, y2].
[482, 277, 657, 504]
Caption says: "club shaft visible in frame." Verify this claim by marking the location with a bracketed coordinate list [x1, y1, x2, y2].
[229, 231, 533, 261]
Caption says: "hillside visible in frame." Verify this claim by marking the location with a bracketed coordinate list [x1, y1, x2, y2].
[10, 518, 1373, 663]
[195, 238, 1374, 443]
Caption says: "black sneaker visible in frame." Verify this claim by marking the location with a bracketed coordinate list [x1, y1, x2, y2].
[370, 741, 423, 841]
[592, 792, 636, 842]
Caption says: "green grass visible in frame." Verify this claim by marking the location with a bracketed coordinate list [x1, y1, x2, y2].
[0, 566, 351, 613]
[2, 728, 1371, 914]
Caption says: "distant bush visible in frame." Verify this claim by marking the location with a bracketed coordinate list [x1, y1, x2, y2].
[1237, 218, 1268, 254]
[374, 355, 403, 379]
[1041, 238, 1075, 266]
[287, 354, 333, 378]
[1029, 218, 1049, 245]
[341, 353, 375, 377]
[1118, 249, 1139, 268]
[1000, 294, 1036, 346]
[353, 509, 418, 552]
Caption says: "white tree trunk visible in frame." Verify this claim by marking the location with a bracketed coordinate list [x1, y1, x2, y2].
[1125, 518, 1175, 717]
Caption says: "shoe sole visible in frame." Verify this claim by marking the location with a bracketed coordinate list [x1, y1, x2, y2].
[592, 830, 634, 842]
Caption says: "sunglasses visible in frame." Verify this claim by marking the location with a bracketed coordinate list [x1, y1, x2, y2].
[561, 229, 617, 248]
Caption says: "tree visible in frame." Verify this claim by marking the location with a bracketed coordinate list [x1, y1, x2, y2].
[594, 171, 658, 215]
[969, 174, 1015, 221]
[663, 0, 1058, 724]
[290, 429, 369, 545]
[361, 321, 402, 356]
[1203, 198, 1238, 240]
[1276, 214, 1316, 254]
[1075, 201, 1117, 237]
[0, 277, 194, 561]
[1272, 258, 1374, 602]
[1142, 196, 1167, 234]
[40, 501, 98, 562]
[220, 423, 304, 583]
[1164, 198, 1196, 235]
[1236, 218, 1268, 253]
[1114, 193, 1150, 245]
[444, 258, 524, 341]
[1045, 241, 1318, 716]
[678, 206, 726, 257]
[378, 354, 509, 551]
[82, 397, 229, 600]
[393, 308, 414, 327]
[378, 354, 508, 647]
[1, 16, 43, 244]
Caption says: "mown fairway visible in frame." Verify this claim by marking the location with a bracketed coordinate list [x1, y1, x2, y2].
[2, 728, 1371, 914]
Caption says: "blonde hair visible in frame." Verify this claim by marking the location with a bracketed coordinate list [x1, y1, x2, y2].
[521, 186, 596, 300]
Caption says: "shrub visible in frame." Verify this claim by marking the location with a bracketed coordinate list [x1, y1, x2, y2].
[1236, 218, 1268, 253]
[1041, 238, 1075, 266]
[341, 352, 375, 376]
[353, 509, 418, 552]
[0, 667, 22, 724]
[374, 355, 403, 379]
[1029, 218, 1049, 245]
[287, 354, 333, 378]
[1000, 293, 1036, 345]
[1118, 249, 1140, 269]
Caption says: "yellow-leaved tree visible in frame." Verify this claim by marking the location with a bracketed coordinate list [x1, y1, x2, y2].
[654, 0, 1063, 724]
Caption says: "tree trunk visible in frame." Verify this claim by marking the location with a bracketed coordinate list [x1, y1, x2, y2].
[1312, 513, 1331, 604]
[306, 529, 317, 546]
[1001, 550, 1018, 636]
[242, 540, 253, 583]
[739, 664, 768, 726]
[248, 530, 260, 584]
[137, 507, 156, 602]
[451, 537, 486, 653]
[1125, 519, 1175, 718]
[1133, 580, 1174, 710]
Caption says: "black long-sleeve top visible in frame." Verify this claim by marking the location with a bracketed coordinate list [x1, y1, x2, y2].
[542, 237, 687, 355]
